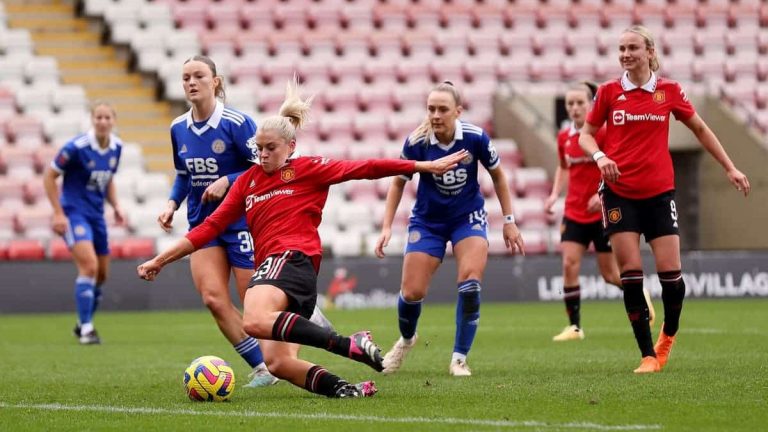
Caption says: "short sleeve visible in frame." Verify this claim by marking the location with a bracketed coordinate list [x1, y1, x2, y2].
[671, 82, 696, 122]
[478, 132, 500, 170]
[586, 84, 609, 128]
[50, 142, 76, 173]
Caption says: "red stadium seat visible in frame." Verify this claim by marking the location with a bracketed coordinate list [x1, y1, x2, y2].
[7, 239, 46, 260]
[0, 242, 8, 260]
[49, 237, 72, 261]
[115, 237, 156, 259]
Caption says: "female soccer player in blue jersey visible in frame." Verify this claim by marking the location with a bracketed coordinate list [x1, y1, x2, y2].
[156, 55, 279, 387]
[44, 101, 124, 345]
[375, 81, 526, 376]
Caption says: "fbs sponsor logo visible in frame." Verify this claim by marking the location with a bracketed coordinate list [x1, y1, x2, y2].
[612, 110, 667, 125]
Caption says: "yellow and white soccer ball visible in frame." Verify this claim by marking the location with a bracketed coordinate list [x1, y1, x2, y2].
[183, 355, 236, 402]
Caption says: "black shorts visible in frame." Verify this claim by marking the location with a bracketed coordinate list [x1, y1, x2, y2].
[599, 186, 679, 242]
[248, 251, 318, 319]
[561, 217, 612, 252]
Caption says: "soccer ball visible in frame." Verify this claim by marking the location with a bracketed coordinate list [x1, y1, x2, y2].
[183, 356, 236, 402]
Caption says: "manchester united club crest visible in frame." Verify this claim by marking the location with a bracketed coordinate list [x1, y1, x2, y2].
[652, 90, 665, 103]
[280, 167, 296, 183]
[211, 139, 226, 154]
[607, 208, 622, 224]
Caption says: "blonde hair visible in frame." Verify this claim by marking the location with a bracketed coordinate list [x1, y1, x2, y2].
[259, 76, 314, 142]
[408, 81, 463, 144]
[566, 81, 596, 101]
[90, 100, 116, 118]
[623, 25, 661, 72]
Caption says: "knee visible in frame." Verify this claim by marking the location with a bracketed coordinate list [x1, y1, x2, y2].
[78, 262, 98, 279]
[242, 315, 271, 340]
[199, 289, 230, 315]
[261, 354, 290, 378]
[562, 256, 580, 278]
[400, 284, 426, 302]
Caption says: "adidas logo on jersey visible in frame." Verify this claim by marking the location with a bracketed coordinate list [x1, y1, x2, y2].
[617, 94, 627, 101]
[249, 180, 255, 188]
[180, 144, 188, 154]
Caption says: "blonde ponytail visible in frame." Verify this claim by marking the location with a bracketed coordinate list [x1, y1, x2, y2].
[260, 75, 314, 141]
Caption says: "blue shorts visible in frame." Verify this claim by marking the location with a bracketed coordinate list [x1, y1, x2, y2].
[405, 210, 488, 260]
[64, 212, 109, 255]
[198, 227, 255, 269]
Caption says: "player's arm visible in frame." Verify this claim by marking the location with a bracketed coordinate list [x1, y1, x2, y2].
[374, 176, 406, 258]
[681, 113, 750, 196]
[321, 151, 468, 184]
[545, 166, 567, 214]
[488, 165, 525, 255]
[580, 122, 619, 184]
[42, 165, 68, 236]
[139, 176, 247, 281]
[105, 179, 125, 226]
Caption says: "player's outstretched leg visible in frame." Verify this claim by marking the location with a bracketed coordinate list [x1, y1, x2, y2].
[269, 312, 383, 372]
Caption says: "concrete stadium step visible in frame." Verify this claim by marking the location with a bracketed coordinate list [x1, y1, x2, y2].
[36, 45, 117, 61]
[9, 18, 91, 32]
[7, 0, 176, 175]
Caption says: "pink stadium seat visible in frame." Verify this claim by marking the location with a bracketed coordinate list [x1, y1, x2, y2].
[0, 207, 15, 240]
[7, 239, 46, 261]
[306, 5, 342, 33]
[339, 5, 374, 32]
[273, 3, 310, 33]
[328, 59, 366, 86]
[407, 6, 443, 32]
[317, 116, 354, 142]
[33, 146, 58, 173]
[14, 206, 53, 236]
[471, 6, 513, 33]
[173, 3, 208, 31]
[1, 147, 36, 173]
[373, 5, 408, 32]
[4, 116, 43, 146]
[356, 85, 396, 113]
[0, 87, 17, 119]
[320, 84, 362, 113]
[114, 237, 155, 259]
[200, 30, 238, 57]
[22, 178, 44, 206]
[49, 237, 72, 261]
[205, 3, 242, 31]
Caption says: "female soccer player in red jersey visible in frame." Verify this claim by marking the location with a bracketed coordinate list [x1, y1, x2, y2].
[579, 26, 750, 373]
[138, 78, 467, 398]
[546, 82, 654, 342]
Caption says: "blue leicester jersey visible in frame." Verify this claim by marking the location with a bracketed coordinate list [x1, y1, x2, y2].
[51, 130, 122, 218]
[169, 100, 258, 228]
[401, 120, 500, 221]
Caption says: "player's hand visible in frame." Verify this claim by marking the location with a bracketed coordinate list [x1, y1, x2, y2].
[727, 168, 750, 197]
[137, 258, 163, 281]
[374, 228, 392, 258]
[597, 157, 620, 183]
[157, 207, 175, 233]
[416, 150, 469, 175]
[544, 194, 557, 214]
[201, 176, 230, 203]
[586, 193, 602, 213]
[51, 212, 68, 236]
[113, 206, 126, 226]
[503, 222, 525, 256]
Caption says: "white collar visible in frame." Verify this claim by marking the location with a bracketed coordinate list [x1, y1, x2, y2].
[620, 71, 658, 93]
[87, 129, 117, 155]
[429, 119, 463, 146]
[567, 122, 579, 137]
[186, 100, 224, 136]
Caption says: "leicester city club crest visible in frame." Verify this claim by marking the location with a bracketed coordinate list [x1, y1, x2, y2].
[109, 157, 117, 169]
[211, 139, 226, 154]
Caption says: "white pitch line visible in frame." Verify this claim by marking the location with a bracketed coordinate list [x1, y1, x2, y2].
[0, 402, 661, 431]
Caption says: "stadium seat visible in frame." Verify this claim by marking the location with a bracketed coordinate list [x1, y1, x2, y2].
[7, 239, 46, 260]
[15, 205, 53, 240]
[21, 178, 45, 206]
[49, 237, 72, 261]
[114, 237, 156, 259]
[0, 207, 15, 241]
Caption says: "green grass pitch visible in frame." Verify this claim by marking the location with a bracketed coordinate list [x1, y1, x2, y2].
[1, 299, 766, 431]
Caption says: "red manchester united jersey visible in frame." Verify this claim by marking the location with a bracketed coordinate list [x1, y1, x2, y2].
[586, 72, 695, 199]
[557, 124, 606, 223]
[186, 156, 416, 270]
